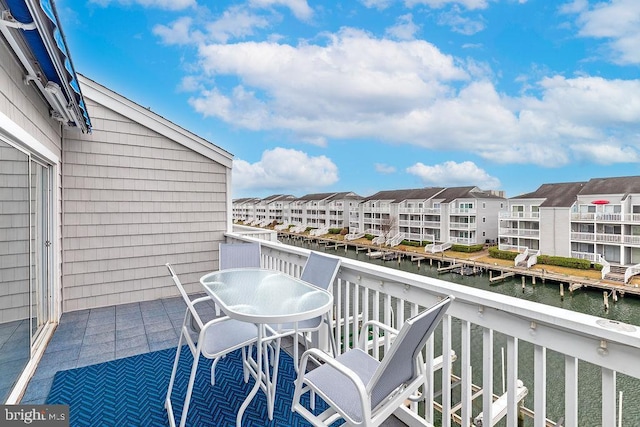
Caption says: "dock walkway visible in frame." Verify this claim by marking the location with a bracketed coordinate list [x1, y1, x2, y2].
[275, 230, 640, 298]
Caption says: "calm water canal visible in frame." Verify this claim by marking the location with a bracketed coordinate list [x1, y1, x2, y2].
[284, 237, 640, 427]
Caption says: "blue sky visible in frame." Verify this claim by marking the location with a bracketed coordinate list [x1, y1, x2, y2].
[56, 0, 640, 199]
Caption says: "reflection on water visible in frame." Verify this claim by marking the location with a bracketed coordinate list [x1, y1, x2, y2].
[284, 237, 640, 426]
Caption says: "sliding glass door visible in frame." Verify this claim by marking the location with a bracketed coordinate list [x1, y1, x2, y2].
[0, 139, 52, 402]
[30, 160, 51, 343]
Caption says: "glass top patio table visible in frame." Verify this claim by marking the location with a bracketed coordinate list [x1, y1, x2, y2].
[199, 268, 333, 427]
[200, 268, 333, 324]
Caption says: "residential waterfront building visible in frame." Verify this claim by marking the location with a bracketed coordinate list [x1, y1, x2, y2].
[233, 192, 361, 229]
[499, 176, 640, 270]
[251, 194, 295, 225]
[231, 197, 261, 222]
[355, 186, 506, 246]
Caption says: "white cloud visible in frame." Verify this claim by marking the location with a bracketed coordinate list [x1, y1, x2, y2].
[249, 0, 313, 21]
[406, 161, 501, 188]
[178, 76, 202, 92]
[405, 0, 490, 10]
[190, 28, 468, 131]
[565, 0, 640, 65]
[570, 143, 640, 165]
[385, 14, 420, 40]
[437, 6, 485, 35]
[233, 148, 339, 192]
[360, 0, 395, 10]
[181, 27, 640, 169]
[89, 0, 195, 10]
[206, 6, 271, 43]
[153, 17, 202, 45]
[375, 163, 397, 174]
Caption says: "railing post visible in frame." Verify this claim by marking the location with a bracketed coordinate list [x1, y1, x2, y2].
[461, 320, 472, 427]
[565, 356, 578, 427]
[442, 315, 452, 427]
[482, 328, 494, 426]
[534, 345, 546, 427]
[506, 336, 518, 426]
[602, 368, 616, 427]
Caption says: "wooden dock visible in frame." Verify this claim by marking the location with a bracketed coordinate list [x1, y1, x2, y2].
[275, 230, 640, 298]
[489, 270, 516, 283]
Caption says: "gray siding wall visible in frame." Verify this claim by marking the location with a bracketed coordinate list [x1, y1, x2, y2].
[476, 198, 503, 243]
[62, 98, 228, 311]
[540, 208, 572, 257]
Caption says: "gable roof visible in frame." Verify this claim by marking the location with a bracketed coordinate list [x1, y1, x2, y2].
[261, 194, 296, 203]
[234, 197, 261, 204]
[512, 182, 586, 207]
[363, 187, 444, 203]
[432, 186, 474, 202]
[78, 74, 233, 168]
[296, 192, 361, 202]
[579, 176, 640, 197]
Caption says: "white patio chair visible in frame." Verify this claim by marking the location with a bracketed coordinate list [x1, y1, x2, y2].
[291, 295, 454, 427]
[219, 241, 261, 270]
[165, 263, 259, 427]
[214, 242, 262, 316]
[270, 251, 341, 365]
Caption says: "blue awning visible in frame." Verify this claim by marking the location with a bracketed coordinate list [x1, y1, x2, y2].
[4, 0, 91, 132]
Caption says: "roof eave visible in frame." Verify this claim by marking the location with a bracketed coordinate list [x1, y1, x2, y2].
[78, 74, 233, 169]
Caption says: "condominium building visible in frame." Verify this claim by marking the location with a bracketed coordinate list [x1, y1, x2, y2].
[285, 192, 363, 229]
[355, 186, 506, 246]
[232, 197, 261, 222]
[499, 176, 640, 267]
[254, 194, 296, 224]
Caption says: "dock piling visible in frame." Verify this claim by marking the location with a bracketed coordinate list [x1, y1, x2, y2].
[560, 283, 564, 301]
[604, 291, 609, 311]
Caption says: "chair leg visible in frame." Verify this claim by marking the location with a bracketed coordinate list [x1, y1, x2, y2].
[165, 327, 185, 426]
[265, 337, 282, 419]
[293, 325, 300, 373]
[210, 356, 221, 386]
[179, 342, 202, 427]
[326, 313, 339, 357]
[241, 346, 250, 383]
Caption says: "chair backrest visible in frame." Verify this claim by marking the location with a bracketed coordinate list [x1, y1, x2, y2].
[300, 251, 341, 291]
[166, 263, 204, 330]
[368, 296, 454, 408]
[219, 242, 261, 270]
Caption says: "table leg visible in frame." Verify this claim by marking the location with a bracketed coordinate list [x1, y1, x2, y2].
[265, 337, 282, 419]
[237, 325, 264, 427]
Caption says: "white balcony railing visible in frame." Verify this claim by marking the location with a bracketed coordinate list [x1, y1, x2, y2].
[500, 228, 540, 237]
[449, 222, 477, 230]
[449, 236, 477, 245]
[227, 232, 640, 427]
[499, 211, 541, 219]
[398, 207, 441, 215]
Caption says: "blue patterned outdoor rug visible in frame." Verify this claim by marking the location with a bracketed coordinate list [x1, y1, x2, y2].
[47, 346, 329, 426]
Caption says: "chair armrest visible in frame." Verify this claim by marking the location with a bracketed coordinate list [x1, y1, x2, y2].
[191, 295, 214, 306]
[298, 348, 370, 416]
[357, 320, 399, 349]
